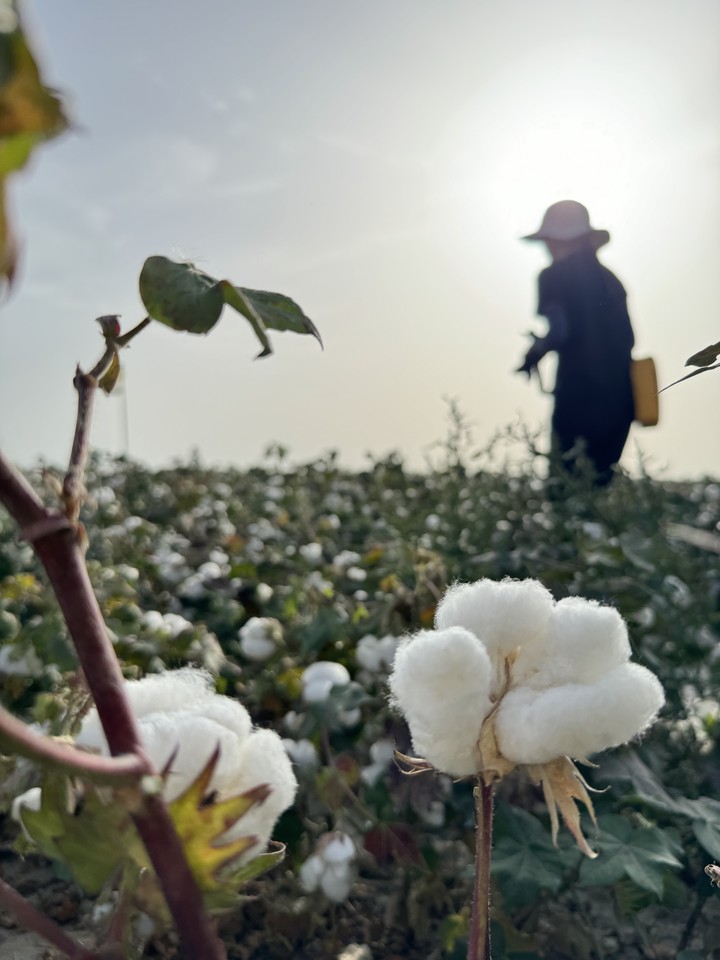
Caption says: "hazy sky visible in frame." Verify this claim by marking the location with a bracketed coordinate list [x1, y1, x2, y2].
[1, 0, 719, 478]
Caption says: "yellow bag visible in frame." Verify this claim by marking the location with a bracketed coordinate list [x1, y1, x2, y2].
[631, 357, 659, 427]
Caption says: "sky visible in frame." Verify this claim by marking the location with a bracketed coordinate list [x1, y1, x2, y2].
[1, 0, 719, 479]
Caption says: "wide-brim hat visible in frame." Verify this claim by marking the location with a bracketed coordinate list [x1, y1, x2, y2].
[522, 200, 610, 248]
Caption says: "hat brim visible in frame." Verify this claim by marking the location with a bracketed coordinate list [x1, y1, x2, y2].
[521, 228, 610, 249]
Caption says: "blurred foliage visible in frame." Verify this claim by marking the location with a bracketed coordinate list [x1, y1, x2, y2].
[1, 423, 720, 957]
[0, 1, 68, 288]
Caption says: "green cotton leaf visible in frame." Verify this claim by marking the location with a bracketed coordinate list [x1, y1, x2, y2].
[235, 287, 323, 348]
[578, 815, 682, 899]
[491, 804, 566, 906]
[220, 281, 272, 358]
[138, 257, 322, 359]
[685, 341, 720, 367]
[139, 256, 225, 334]
[692, 818, 720, 859]
[19, 774, 131, 894]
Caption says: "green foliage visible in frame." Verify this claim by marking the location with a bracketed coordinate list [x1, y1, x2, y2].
[578, 814, 682, 898]
[2, 430, 719, 954]
[0, 1, 69, 286]
[491, 803, 568, 906]
[139, 255, 322, 358]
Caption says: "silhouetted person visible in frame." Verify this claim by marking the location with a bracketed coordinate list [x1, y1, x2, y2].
[517, 200, 635, 486]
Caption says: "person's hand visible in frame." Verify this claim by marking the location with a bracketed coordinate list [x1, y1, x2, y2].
[516, 341, 544, 377]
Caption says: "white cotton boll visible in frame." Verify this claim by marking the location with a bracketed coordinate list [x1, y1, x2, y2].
[283, 738, 319, 770]
[299, 854, 325, 892]
[435, 579, 554, 664]
[302, 662, 350, 703]
[321, 862, 353, 902]
[299, 542, 323, 564]
[389, 628, 493, 776]
[495, 662, 665, 765]
[140, 610, 165, 633]
[221, 728, 297, 846]
[514, 597, 631, 689]
[76, 670, 217, 752]
[239, 617, 280, 662]
[324, 832, 355, 865]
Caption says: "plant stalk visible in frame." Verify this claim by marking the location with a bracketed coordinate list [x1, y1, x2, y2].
[469, 778, 494, 960]
[0, 877, 99, 960]
[0, 451, 227, 960]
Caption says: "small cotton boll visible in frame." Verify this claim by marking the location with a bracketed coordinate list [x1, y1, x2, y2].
[495, 662, 665, 765]
[514, 598, 631, 689]
[283, 738, 319, 770]
[299, 854, 325, 892]
[324, 833, 355, 864]
[435, 578, 554, 665]
[321, 862, 353, 902]
[239, 618, 281, 662]
[302, 661, 350, 702]
[299, 542, 323, 564]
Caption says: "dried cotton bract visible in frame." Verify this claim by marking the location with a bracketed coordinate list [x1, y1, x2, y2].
[389, 578, 665, 855]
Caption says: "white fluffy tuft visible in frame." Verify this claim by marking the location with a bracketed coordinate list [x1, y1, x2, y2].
[495, 662, 665, 764]
[513, 597, 632, 689]
[389, 627, 493, 776]
[435, 578, 554, 665]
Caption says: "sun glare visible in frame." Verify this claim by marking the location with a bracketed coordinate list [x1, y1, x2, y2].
[431, 69, 654, 286]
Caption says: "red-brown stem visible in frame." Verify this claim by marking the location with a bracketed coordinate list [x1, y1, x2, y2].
[0, 876, 99, 960]
[0, 702, 149, 783]
[0, 451, 227, 960]
[468, 779, 494, 960]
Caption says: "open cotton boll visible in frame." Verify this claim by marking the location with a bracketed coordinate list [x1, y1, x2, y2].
[495, 662, 665, 765]
[514, 598, 632, 689]
[220, 728, 297, 845]
[435, 578, 554, 665]
[389, 627, 493, 777]
[90, 669, 217, 727]
[302, 661, 351, 703]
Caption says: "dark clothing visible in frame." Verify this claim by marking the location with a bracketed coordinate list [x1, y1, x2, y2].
[533, 248, 635, 483]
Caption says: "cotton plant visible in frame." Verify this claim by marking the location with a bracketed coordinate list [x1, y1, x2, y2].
[389, 577, 665, 960]
[14, 669, 297, 915]
[299, 831, 357, 903]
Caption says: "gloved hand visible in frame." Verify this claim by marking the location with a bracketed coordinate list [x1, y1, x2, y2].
[516, 339, 545, 377]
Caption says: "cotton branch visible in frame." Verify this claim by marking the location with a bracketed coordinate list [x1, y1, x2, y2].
[0, 312, 229, 959]
[0, 877, 99, 960]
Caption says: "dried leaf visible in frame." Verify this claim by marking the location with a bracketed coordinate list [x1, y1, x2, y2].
[527, 756, 599, 858]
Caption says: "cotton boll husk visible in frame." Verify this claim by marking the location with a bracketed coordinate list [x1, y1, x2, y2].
[495, 663, 665, 764]
[435, 579, 554, 667]
[513, 598, 632, 689]
[389, 627, 492, 776]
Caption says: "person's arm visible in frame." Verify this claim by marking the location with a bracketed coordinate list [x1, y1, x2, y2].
[517, 302, 569, 374]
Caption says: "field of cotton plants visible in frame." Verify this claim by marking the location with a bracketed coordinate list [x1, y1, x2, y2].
[1, 437, 720, 960]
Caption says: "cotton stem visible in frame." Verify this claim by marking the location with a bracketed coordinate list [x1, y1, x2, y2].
[0, 449, 227, 960]
[469, 778, 494, 960]
[0, 877, 99, 960]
